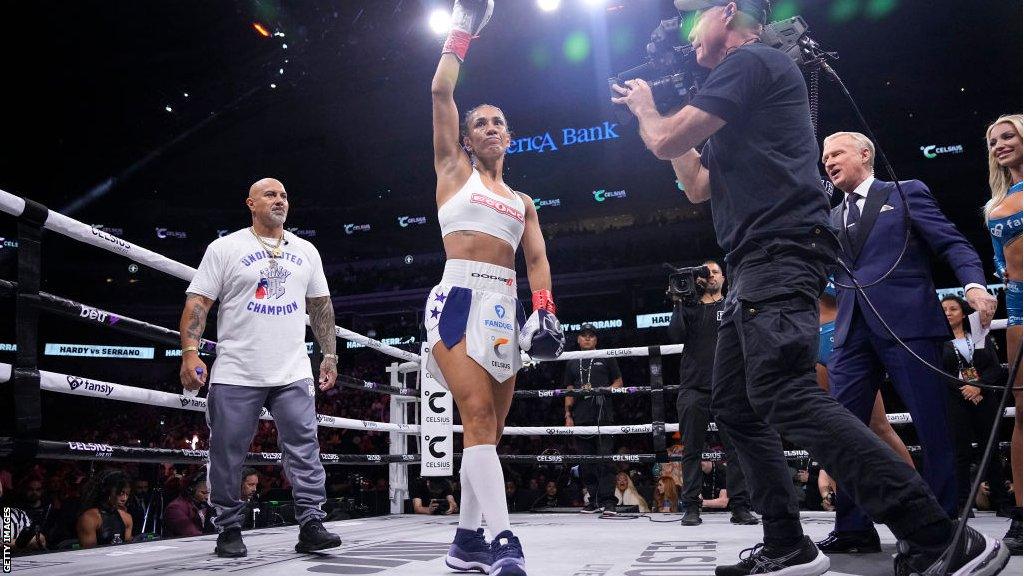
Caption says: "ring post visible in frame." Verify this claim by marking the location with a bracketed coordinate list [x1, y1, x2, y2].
[387, 361, 411, 513]
[648, 346, 667, 463]
[12, 198, 48, 439]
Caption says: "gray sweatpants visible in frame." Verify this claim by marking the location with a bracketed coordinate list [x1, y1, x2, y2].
[206, 378, 327, 531]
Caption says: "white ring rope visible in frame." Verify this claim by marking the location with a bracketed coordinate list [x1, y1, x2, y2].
[0, 363, 419, 435]
[0, 188, 419, 363]
[4, 361, 1010, 439]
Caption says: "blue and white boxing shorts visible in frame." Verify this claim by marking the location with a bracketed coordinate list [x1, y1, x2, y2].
[425, 259, 526, 387]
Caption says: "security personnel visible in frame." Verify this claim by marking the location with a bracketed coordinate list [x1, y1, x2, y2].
[563, 324, 622, 514]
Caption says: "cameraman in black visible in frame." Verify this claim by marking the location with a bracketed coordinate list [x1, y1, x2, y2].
[612, 2, 1007, 575]
[668, 259, 757, 527]
[564, 324, 622, 514]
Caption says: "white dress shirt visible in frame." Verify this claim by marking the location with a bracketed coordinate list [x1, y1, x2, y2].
[843, 175, 985, 296]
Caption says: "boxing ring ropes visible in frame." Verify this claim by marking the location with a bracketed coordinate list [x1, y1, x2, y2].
[0, 188, 1015, 516]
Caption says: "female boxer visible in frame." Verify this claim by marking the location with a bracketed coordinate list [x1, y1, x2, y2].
[428, 2, 563, 574]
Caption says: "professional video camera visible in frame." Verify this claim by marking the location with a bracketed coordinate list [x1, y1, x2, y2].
[610, 13, 833, 114]
[664, 263, 709, 304]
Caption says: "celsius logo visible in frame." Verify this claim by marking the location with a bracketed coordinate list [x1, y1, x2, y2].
[397, 216, 428, 228]
[344, 223, 371, 235]
[920, 144, 964, 159]
[592, 189, 627, 202]
[426, 391, 447, 414]
[426, 435, 448, 459]
[492, 337, 510, 359]
[533, 198, 561, 210]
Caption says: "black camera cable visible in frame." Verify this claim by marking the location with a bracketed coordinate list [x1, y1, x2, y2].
[814, 57, 1021, 573]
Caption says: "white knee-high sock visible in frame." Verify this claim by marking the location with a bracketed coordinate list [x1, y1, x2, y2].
[461, 444, 511, 537]
[457, 462, 484, 531]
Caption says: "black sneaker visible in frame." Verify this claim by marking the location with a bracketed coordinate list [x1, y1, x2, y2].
[580, 502, 602, 514]
[715, 536, 829, 576]
[893, 525, 1009, 576]
[816, 529, 881, 554]
[730, 507, 761, 525]
[681, 506, 702, 526]
[1003, 516, 1022, 556]
[600, 507, 619, 518]
[295, 519, 342, 553]
[215, 527, 247, 558]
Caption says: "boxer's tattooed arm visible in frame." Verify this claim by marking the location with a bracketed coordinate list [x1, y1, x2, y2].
[307, 296, 337, 356]
[180, 293, 213, 348]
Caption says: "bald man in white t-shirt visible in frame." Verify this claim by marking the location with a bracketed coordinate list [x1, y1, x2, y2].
[178, 178, 341, 558]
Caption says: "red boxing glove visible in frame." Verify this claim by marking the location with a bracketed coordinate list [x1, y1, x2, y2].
[532, 289, 556, 314]
[442, 29, 473, 62]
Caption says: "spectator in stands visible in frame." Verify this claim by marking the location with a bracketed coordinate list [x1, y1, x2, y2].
[126, 477, 155, 536]
[412, 477, 457, 515]
[240, 467, 260, 529]
[163, 470, 214, 537]
[14, 475, 49, 529]
[653, 476, 679, 513]
[0, 480, 46, 552]
[506, 480, 523, 513]
[76, 469, 133, 548]
[614, 472, 650, 513]
[531, 480, 570, 510]
[940, 295, 1012, 515]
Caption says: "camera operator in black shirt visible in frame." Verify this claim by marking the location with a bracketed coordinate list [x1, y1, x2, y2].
[611, 2, 1007, 574]
[668, 259, 757, 527]
[563, 324, 622, 514]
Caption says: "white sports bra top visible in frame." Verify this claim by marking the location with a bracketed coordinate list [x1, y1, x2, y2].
[438, 169, 527, 249]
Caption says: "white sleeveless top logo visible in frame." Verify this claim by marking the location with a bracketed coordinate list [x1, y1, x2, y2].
[438, 169, 527, 249]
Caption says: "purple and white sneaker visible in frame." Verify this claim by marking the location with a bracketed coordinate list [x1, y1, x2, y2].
[446, 528, 492, 573]
[489, 530, 527, 576]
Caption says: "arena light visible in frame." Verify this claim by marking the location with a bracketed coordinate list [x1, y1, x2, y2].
[252, 22, 271, 37]
[537, 0, 561, 11]
[428, 8, 452, 35]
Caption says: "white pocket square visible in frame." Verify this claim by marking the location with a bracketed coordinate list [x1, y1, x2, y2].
[880, 204, 894, 212]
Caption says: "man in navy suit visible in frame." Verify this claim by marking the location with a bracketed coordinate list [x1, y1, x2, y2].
[819, 131, 998, 552]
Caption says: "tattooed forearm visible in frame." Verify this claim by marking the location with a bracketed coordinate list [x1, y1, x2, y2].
[180, 293, 212, 348]
[307, 296, 336, 356]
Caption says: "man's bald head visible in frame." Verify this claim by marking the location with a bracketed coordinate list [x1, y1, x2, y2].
[246, 178, 289, 230]
[248, 178, 285, 199]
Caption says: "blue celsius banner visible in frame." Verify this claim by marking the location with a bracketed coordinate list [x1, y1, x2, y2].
[506, 121, 620, 155]
[45, 343, 155, 359]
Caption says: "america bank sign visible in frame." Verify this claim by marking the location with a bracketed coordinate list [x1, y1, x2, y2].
[506, 120, 620, 155]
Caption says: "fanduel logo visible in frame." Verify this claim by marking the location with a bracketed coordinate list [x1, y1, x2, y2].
[921, 144, 964, 159]
[506, 121, 620, 155]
